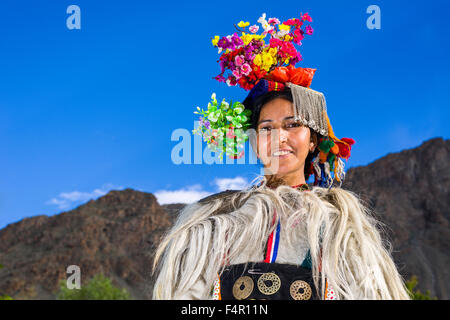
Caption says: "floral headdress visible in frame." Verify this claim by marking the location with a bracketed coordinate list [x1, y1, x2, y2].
[193, 12, 355, 187]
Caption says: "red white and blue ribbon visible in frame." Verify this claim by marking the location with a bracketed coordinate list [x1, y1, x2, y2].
[264, 217, 281, 263]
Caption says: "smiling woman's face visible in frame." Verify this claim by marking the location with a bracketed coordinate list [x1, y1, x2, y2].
[256, 97, 316, 186]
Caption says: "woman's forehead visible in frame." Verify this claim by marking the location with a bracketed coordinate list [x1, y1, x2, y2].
[258, 98, 295, 121]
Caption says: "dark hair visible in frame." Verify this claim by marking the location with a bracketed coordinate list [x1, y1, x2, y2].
[243, 89, 294, 130]
[243, 88, 322, 181]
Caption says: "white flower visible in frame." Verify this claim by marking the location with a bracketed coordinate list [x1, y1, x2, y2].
[258, 13, 267, 25]
[275, 29, 289, 39]
[221, 99, 229, 109]
[208, 112, 218, 122]
[234, 105, 244, 114]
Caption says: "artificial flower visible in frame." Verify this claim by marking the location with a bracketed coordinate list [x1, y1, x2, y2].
[249, 25, 259, 33]
[241, 63, 252, 76]
[212, 12, 314, 90]
[226, 126, 236, 139]
[301, 12, 312, 22]
[268, 47, 277, 56]
[278, 24, 290, 31]
[237, 21, 250, 28]
[211, 35, 220, 46]
[253, 54, 262, 66]
[232, 69, 241, 79]
[268, 17, 280, 25]
[235, 55, 244, 67]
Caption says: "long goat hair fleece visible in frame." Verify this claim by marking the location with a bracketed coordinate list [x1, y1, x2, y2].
[152, 182, 410, 300]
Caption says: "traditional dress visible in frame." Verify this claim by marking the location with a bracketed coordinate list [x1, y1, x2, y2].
[153, 183, 410, 300]
[212, 184, 337, 301]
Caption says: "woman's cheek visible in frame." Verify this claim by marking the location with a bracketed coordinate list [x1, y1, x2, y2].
[257, 136, 271, 163]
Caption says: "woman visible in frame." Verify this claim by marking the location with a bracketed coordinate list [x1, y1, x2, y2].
[152, 13, 410, 300]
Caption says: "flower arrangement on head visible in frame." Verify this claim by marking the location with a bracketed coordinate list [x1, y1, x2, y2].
[212, 12, 314, 90]
[193, 12, 355, 187]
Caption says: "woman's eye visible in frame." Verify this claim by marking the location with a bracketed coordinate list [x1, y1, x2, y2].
[259, 126, 272, 132]
[286, 122, 301, 128]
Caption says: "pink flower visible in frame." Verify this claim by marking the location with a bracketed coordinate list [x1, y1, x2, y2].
[284, 18, 302, 27]
[232, 69, 241, 79]
[305, 25, 314, 35]
[293, 29, 305, 44]
[226, 127, 235, 139]
[302, 12, 312, 22]
[262, 25, 275, 36]
[268, 17, 280, 25]
[240, 63, 252, 76]
[269, 38, 282, 49]
[234, 55, 244, 67]
[249, 24, 259, 33]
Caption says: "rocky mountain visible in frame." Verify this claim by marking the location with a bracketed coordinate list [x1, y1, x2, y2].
[342, 137, 449, 299]
[0, 137, 448, 299]
[0, 190, 172, 299]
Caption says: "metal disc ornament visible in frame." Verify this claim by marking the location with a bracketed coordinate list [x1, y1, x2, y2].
[232, 276, 254, 300]
[289, 280, 312, 300]
[257, 272, 281, 295]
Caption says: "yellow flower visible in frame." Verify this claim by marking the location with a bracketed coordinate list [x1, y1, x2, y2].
[284, 34, 293, 42]
[262, 53, 274, 71]
[253, 54, 262, 66]
[241, 32, 252, 45]
[268, 47, 277, 56]
[241, 33, 265, 46]
[211, 35, 220, 47]
[278, 24, 290, 31]
[237, 21, 250, 28]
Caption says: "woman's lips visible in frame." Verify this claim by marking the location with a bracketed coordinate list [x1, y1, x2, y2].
[272, 149, 294, 158]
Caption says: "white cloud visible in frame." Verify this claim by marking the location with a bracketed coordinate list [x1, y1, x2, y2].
[46, 183, 124, 210]
[214, 176, 249, 191]
[154, 176, 249, 205]
[154, 184, 213, 205]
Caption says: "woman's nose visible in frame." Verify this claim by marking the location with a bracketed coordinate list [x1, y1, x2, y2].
[279, 128, 288, 143]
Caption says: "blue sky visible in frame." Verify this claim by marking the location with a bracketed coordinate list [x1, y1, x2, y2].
[0, 0, 448, 229]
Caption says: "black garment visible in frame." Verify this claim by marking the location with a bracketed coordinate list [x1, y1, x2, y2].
[219, 262, 319, 300]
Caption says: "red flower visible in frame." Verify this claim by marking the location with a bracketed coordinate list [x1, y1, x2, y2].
[238, 77, 253, 90]
[335, 138, 355, 160]
[226, 75, 237, 86]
